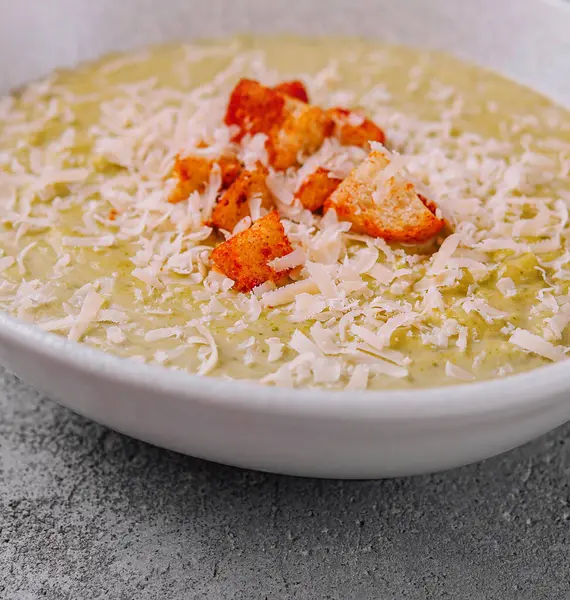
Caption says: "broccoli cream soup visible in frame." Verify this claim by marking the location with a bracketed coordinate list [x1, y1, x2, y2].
[1, 37, 570, 390]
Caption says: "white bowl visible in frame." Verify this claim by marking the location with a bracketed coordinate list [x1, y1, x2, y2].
[1, 0, 570, 478]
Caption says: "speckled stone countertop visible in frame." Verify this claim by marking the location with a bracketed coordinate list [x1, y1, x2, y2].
[1, 366, 569, 600]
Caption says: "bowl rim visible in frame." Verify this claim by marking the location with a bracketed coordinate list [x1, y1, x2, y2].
[2, 309, 570, 422]
[2, 0, 570, 424]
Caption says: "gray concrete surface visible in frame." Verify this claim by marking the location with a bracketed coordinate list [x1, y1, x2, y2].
[1, 366, 570, 600]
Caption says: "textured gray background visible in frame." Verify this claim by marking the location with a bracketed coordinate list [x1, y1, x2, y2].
[1, 366, 570, 600]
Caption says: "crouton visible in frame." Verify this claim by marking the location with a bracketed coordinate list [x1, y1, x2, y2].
[273, 80, 309, 103]
[324, 150, 444, 243]
[224, 78, 333, 170]
[225, 79, 287, 142]
[168, 155, 241, 204]
[210, 162, 275, 232]
[294, 167, 342, 212]
[326, 107, 386, 149]
[210, 210, 294, 292]
[267, 100, 333, 170]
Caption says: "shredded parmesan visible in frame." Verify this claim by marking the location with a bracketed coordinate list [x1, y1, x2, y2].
[68, 290, 105, 342]
[261, 279, 319, 307]
[509, 329, 566, 361]
[144, 327, 181, 342]
[345, 364, 369, 390]
[445, 361, 475, 381]
[266, 337, 284, 362]
[61, 235, 115, 247]
[289, 330, 323, 357]
[268, 247, 306, 272]
[194, 322, 219, 375]
[497, 278, 517, 298]
[430, 234, 462, 275]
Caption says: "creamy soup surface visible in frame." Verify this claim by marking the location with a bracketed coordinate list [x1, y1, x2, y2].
[1, 36, 570, 390]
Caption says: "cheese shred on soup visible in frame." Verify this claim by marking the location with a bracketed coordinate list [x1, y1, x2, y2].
[1, 37, 570, 390]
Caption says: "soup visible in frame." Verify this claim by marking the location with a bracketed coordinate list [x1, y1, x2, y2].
[1, 37, 569, 390]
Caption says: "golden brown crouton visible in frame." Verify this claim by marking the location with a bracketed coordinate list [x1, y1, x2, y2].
[210, 210, 294, 293]
[225, 79, 287, 142]
[273, 80, 309, 103]
[294, 168, 342, 212]
[324, 150, 444, 243]
[224, 78, 333, 171]
[209, 162, 275, 232]
[267, 100, 334, 170]
[326, 107, 386, 149]
[168, 155, 242, 204]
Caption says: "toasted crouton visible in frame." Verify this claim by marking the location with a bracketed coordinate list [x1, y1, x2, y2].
[273, 80, 309, 103]
[294, 168, 342, 212]
[168, 155, 241, 204]
[324, 150, 444, 243]
[224, 78, 333, 170]
[326, 108, 386, 149]
[225, 79, 287, 142]
[210, 210, 294, 292]
[210, 162, 275, 232]
[267, 100, 333, 170]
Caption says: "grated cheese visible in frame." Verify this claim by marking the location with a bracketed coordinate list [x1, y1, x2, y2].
[445, 361, 475, 381]
[368, 263, 395, 285]
[305, 262, 338, 299]
[144, 327, 181, 342]
[345, 364, 369, 390]
[68, 290, 106, 342]
[509, 328, 566, 362]
[266, 337, 285, 362]
[497, 277, 517, 298]
[268, 247, 306, 272]
[430, 233, 462, 275]
[107, 325, 127, 344]
[289, 330, 323, 357]
[194, 322, 219, 375]
[310, 322, 340, 355]
[61, 235, 115, 247]
[261, 279, 320, 307]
